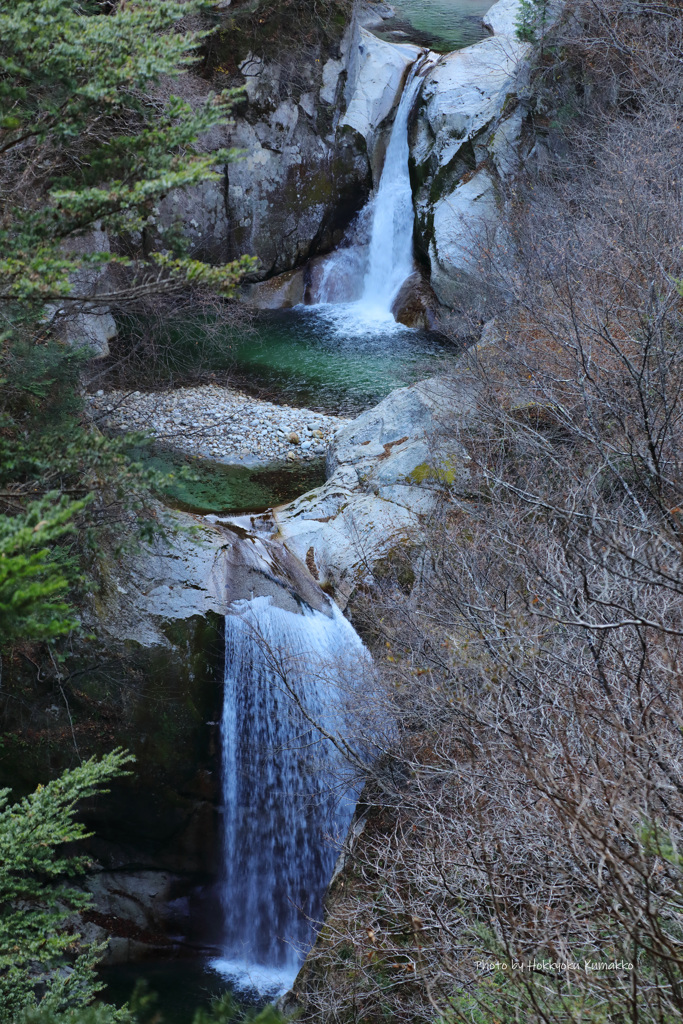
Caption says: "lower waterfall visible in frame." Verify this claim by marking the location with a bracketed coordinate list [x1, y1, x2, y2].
[211, 596, 366, 995]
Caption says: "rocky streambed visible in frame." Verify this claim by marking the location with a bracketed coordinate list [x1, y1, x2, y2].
[87, 385, 350, 465]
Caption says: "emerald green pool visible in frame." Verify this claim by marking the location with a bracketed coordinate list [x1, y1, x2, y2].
[375, 0, 492, 52]
[141, 447, 325, 516]
[227, 309, 453, 415]
[117, 307, 455, 416]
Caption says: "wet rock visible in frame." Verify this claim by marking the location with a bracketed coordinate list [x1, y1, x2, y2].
[276, 375, 479, 605]
[391, 272, 439, 329]
[410, 0, 530, 312]
[304, 247, 367, 305]
[342, 25, 422, 165]
[244, 267, 305, 309]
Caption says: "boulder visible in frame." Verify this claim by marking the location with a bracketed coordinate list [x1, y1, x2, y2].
[483, 0, 527, 36]
[226, 103, 370, 279]
[152, 12, 372, 281]
[244, 267, 305, 309]
[320, 58, 344, 106]
[157, 177, 229, 265]
[413, 33, 528, 175]
[62, 306, 117, 360]
[98, 506, 331, 646]
[484, 0, 564, 38]
[48, 223, 118, 358]
[342, 25, 422, 157]
[276, 375, 479, 605]
[429, 169, 503, 310]
[489, 107, 524, 179]
[410, 0, 533, 311]
[391, 271, 439, 329]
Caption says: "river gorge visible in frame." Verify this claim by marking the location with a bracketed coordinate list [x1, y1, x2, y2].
[1, 0, 546, 1017]
[85, 0, 535, 1012]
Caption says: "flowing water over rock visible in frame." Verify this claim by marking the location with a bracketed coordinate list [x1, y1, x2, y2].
[360, 60, 431, 316]
[313, 55, 435, 330]
[211, 596, 366, 995]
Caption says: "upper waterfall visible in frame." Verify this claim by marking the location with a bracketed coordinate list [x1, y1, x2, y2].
[360, 59, 429, 315]
[308, 53, 433, 329]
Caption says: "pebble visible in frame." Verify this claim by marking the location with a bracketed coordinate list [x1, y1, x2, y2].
[86, 384, 350, 464]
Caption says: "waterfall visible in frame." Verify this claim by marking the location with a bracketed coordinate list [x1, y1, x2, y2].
[211, 596, 365, 995]
[359, 60, 427, 314]
[310, 55, 432, 325]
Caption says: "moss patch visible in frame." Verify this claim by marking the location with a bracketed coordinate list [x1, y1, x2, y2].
[407, 459, 458, 486]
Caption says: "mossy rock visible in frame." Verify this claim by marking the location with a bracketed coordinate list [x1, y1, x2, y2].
[406, 458, 459, 487]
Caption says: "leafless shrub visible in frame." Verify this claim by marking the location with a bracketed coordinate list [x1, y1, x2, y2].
[292, 3, 683, 1023]
[85, 289, 254, 392]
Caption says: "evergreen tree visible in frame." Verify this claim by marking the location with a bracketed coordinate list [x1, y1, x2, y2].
[0, 750, 134, 1023]
[0, 0, 255, 644]
[0, 0, 253, 306]
[515, 0, 550, 45]
[0, 495, 85, 644]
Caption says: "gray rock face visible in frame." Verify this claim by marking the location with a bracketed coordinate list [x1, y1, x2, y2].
[483, 0, 527, 35]
[48, 224, 117, 358]
[81, 871, 175, 964]
[99, 506, 333, 646]
[152, 11, 375, 281]
[275, 375, 479, 605]
[157, 177, 229, 266]
[341, 23, 422, 171]
[411, 0, 530, 313]
[429, 169, 502, 310]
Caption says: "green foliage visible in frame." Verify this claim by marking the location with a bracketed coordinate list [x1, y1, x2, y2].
[19, 990, 288, 1024]
[0, 749, 292, 1024]
[134, 991, 287, 1024]
[0, 750, 134, 1024]
[0, 0, 260, 648]
[0, 0, 255, 304]
[515, 0, 549, 45]
[0, 494, 85, 642]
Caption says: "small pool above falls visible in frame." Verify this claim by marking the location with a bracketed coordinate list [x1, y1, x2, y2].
[373, 0, 492, 51]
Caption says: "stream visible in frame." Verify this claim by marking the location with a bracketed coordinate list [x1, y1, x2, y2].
[102, 1, 491, 1016]
[206, 46, 425, 996]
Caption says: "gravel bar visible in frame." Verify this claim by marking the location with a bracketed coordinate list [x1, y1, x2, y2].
[87, 386, 351, 465]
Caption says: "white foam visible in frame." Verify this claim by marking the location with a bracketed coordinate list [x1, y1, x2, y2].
[208, 957, 297, 996]
[297, 300, 413, 339]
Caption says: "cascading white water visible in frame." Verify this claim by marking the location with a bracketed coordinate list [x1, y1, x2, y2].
[211, 596, 365, 995]
[359, 60, 427, 315]
[309, 54, 433, 330]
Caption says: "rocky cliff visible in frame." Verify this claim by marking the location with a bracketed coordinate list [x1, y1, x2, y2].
[153, 0, 375, 280]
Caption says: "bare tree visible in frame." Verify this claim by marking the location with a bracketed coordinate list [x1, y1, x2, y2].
[290, 3, 683, 1022]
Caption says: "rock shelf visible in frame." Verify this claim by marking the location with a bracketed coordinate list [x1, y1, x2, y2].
[87, 385, 351, 464]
